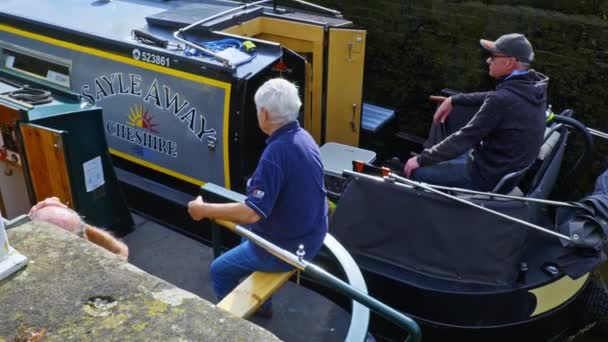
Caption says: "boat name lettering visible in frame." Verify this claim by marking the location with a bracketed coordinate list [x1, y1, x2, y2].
[81, 73, 217, 142]
[106, 121, 178, 157]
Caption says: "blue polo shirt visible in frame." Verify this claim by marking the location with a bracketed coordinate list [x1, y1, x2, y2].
[245, 121, 328, 259]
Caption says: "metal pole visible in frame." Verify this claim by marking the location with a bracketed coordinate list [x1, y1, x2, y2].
[213, 219, 422, 341]
[215, 219, 307, 269]
[386, 173, 573, 241]
[426, 184, 578, 207]
[589, 128, 608, 140]
[342, 169, 578, 208]
[288, 0, 342, 16]
[181, 0, 272, 32]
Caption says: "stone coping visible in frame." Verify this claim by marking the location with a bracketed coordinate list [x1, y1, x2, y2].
[0, 221, 281, 341]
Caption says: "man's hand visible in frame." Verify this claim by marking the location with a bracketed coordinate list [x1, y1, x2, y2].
[433, 96, 453, 124]
[188, 196, 207, 221]
[28, 197, 67, 217]
[403, 156, 421, 178]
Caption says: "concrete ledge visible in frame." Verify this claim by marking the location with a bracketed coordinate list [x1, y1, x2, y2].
[0, 221, 281, 341]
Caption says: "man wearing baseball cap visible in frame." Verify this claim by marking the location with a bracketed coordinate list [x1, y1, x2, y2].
[403, 33, 548, 192]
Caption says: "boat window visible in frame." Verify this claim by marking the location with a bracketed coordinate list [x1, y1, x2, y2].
[0, 47, 71, 88]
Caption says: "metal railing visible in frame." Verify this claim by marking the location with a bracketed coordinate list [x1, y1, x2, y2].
[589, 127, 608, 141]
[212, 219, 422, 342]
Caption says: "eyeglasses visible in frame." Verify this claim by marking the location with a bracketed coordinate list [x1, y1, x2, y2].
[488, 54, 512, 62]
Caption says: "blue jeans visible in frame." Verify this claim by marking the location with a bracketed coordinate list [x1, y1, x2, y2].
[210, 240, 293, 310]
[412, 153, 474, 189]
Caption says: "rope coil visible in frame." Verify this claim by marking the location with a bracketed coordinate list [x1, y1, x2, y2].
[8, 85, 53, 105]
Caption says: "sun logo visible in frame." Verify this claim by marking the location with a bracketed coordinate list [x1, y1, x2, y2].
[127, 104, 159, 133]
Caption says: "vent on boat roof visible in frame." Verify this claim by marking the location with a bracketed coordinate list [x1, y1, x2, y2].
[146, 2, 264, 31]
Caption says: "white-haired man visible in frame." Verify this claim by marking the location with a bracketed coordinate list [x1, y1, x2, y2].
[188, 78, 328, 318]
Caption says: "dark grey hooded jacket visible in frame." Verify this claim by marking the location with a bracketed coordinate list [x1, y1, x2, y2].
[417, 70, 549, 191]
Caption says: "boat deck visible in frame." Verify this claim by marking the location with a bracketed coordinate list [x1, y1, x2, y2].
[123, 211, 354, 342]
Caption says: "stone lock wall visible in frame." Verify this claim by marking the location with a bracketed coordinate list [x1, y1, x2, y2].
[313, 0, 608, 191]
[1, 222, 282, 341]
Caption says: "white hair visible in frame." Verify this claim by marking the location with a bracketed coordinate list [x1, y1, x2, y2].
[254, 78, 301, 125]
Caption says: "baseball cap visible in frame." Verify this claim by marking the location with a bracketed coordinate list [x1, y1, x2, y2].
[480, 33, 534, 65]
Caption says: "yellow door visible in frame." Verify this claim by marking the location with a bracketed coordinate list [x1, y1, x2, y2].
[19, 123, 73, 207]
[325, 28, 366, 146]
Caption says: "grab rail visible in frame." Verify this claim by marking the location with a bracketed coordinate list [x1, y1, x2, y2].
[173, 0, 272, 67]
[173, 0, 343, 67]
[213, 219, 422, 342]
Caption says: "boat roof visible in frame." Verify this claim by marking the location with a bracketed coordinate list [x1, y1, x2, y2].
[2, 0, 165, 42]
[1, 0, 321, 78]
[1, 0, 354, 79]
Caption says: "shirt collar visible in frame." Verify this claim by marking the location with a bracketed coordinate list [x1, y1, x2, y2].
[505, 69, 529, 80]
[266, 121, 300, 144]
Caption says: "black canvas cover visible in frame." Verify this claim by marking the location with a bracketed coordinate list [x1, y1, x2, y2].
[554, 167, 608, 276]
[331, 177, 535, 285]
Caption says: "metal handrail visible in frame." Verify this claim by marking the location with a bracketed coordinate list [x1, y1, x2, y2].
[322, 233, 370, 342]
[213, 219, 422, 342]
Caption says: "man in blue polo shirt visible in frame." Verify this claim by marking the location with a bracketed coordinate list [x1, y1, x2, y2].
[188, 78, 328, 318]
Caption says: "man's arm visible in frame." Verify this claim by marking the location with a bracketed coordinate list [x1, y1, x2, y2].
[417, 94, 506, 167]
[450, 91, 493, 107]
[188, 196, 261, 225]
[83, 225, 129, 261]
[432, 92, 493, 126]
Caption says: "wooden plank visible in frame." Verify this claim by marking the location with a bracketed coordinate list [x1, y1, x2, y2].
[19, 124, 73, 207]
[217, 270, 296, 318]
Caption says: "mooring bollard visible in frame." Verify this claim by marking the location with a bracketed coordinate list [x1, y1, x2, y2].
[0, 212, 28, 281]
